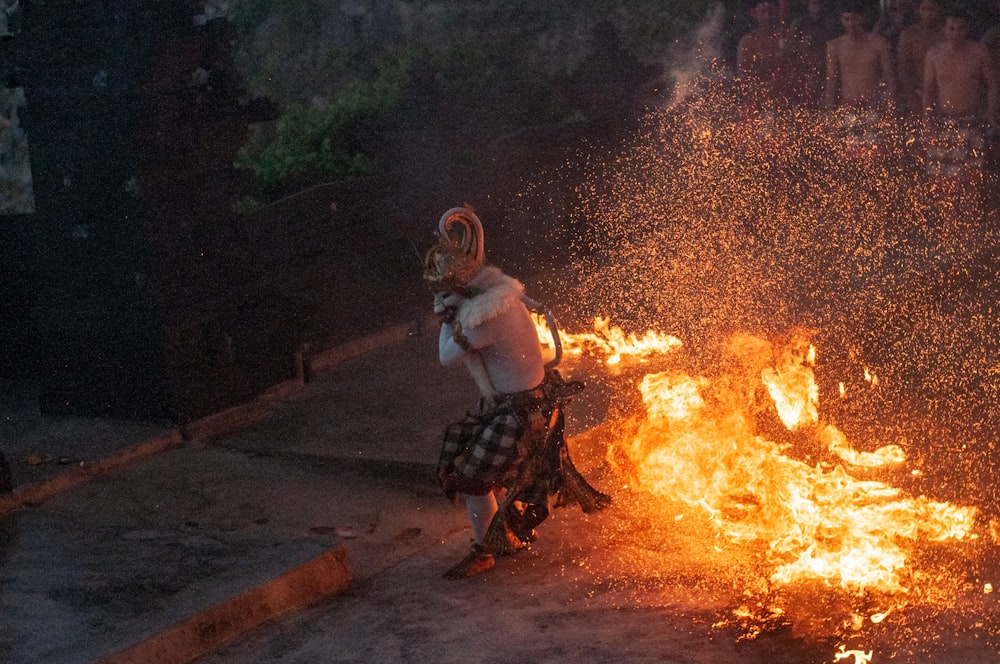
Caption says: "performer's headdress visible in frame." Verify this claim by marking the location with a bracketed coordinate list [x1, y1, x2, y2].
[423, 205, 485, 291]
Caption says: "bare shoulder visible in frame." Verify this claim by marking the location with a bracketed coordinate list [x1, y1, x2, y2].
[983, 26, 1000, 48]
[868, 32, 890, 52]
[897, 24, 919, 47]
[828, 34, 847, 47]
[827, 34, 847, 54]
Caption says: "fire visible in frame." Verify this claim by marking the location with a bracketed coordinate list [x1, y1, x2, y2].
[820, 425, 905, 468]
[834, 646, 873, 664]
[534, 314, 683, 366]
[565, 321, 980, 595]
[545, 27, 1000, 654]
[759, 329, 819, 430]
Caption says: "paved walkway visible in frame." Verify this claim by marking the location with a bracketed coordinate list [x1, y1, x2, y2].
[0, 320, 475, 664]
[2, 318, 999, 664]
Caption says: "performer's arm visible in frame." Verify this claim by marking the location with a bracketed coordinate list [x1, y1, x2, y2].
[439, 318, 500, 366]
[435, 291, 469, 366]
[439, 323, 467, 366]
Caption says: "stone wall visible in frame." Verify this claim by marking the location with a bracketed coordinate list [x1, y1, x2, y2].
[2, 1, 281, 422]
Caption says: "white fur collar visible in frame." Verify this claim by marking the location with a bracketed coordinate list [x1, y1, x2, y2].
[455, 265, 525, 329]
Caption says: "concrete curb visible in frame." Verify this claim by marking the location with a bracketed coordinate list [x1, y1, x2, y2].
[0, 430, 184, 517]
[0, 320, 417, 662]
[181, 393, 288, 442]
[97, 545, 351, 664]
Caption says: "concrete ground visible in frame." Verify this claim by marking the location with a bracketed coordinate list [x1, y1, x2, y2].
[1, 317, 999, 664]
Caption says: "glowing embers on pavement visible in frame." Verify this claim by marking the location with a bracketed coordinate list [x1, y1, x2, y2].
[551, 319, 995, 658]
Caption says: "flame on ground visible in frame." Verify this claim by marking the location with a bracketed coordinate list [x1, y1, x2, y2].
[834, 646, 873, 664]
[534, 313, 683, 366]
[556, 319, 979, 596]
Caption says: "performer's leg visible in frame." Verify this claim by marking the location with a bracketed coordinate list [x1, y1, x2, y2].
[464, 491, 498, 546]
[444, 490, 498, 579]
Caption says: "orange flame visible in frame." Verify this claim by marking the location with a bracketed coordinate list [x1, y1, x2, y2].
[534, 314, 683, 365]
[760, 330, 819, 430]
[596, 326, 978, 594]
[834, 646, 873, 664]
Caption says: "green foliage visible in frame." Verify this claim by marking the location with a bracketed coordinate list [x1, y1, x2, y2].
[233, 0, 742, 201]
[236, 73, 400, 199]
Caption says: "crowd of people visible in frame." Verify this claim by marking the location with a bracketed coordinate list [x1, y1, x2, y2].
[729, 0, 1000, 179]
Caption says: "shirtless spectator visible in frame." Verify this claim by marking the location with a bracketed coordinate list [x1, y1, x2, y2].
[922, 10, 998, 125]
[789, 0, 842, 108]
[737, 1, 788, 103]
[874, 0, 916, 53]
[825, 1, 897, 109]
[897, 0, 944, 116]
[922, 9, 998, 182]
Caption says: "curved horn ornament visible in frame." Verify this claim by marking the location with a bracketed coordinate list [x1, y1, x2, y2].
[423, 206, 485, 291]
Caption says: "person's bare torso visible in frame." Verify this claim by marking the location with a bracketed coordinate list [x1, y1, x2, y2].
[739, 30, 783, 79]
[925, 41, 989, 117]
[830, 33, 889, 103]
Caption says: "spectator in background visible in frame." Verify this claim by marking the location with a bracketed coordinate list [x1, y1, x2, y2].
[897, 0, 944, 116]
[979, 0, 1000, 167]
[567, 20, 662, 126]
[874, 0, 917, 53]
[0, 452, 10, 493]
[923, 8, 998, 125]
[789, 0, 843, 107]
[737, 1, 790, 104]
[825, 0, 897, 109]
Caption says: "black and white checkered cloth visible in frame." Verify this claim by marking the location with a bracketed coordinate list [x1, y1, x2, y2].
[438, 400, 529, 490]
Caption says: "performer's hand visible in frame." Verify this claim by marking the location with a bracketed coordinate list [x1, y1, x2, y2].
[432, 292, 447, 314]
[433, 292, 460, 324]
[450, 320, 473, 352]
[439, 307, 457, 324]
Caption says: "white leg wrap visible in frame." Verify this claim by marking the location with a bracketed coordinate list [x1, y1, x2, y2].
[463, 492, 498, 545]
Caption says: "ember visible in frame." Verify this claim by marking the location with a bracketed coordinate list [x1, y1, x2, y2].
[523, 21, 1000, 656]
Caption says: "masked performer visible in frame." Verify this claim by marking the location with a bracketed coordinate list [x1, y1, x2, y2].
[424, 206, 609, 579]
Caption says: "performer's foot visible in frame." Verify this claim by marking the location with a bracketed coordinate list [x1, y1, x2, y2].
[443, 544, 495, 579]
[495, 528, 537, 556]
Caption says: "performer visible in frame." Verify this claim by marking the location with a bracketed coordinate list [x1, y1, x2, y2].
[424, 205, 609, 579]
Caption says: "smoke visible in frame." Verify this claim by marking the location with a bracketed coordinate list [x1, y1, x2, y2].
[661, 3, 728, 110]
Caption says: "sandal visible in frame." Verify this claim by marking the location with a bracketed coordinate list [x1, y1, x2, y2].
[443, 544, 496, 579]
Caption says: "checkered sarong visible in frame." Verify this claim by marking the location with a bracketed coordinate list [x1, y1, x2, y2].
[438, 398, 531, 492]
